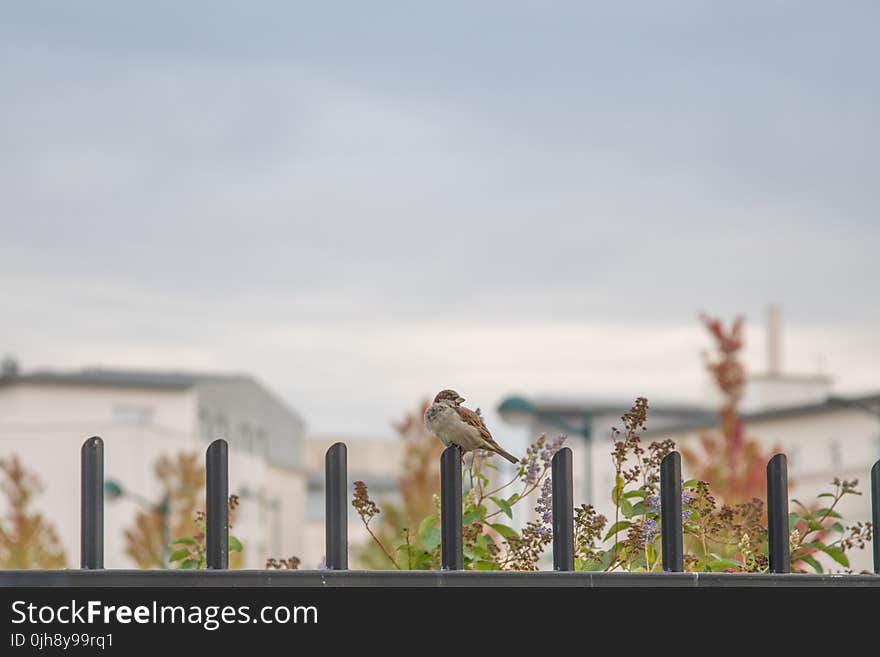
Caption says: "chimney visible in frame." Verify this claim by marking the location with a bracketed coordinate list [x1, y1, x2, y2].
[766, 305, 781, 376]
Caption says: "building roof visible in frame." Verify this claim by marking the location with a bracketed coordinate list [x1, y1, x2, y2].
[497, 395, 716, 428]
[0, 367, 251, 390]
[647, 393, 880, 435]
[512, 397, 713, 418]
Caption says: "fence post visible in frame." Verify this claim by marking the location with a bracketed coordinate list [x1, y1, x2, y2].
[206, 439, 228, 570]
[81, 436, 104, 569]
[552, 447, 574, 571]
[767, 453, 790, 573]
[325, 442, 348, 570]
[660, 451, 683, 572]
[872, 460, 879, 575]
[440, 445, 463, 570]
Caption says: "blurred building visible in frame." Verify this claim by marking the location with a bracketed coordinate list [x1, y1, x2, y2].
[650, 393, 880, 572]
[0, 365, 306, 568]
[497, 308, 880, 572]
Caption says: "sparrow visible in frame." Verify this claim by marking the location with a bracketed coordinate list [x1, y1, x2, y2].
[424, 389, 520, 464]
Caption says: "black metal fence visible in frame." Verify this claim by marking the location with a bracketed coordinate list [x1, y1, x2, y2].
[4, 436, 880, 587]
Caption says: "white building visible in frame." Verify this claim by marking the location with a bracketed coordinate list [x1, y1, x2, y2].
[0, 365, 307, 569]
[651, 394, 880, 572]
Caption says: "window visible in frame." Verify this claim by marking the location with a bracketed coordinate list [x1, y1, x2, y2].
[307, 487, 323, 521]
[829, 440, 842, 468]
[112, 405, 154, 426]
[199, 409, 212, 440]
[240, 423, 253, 452]
[254, 429, 269, 458]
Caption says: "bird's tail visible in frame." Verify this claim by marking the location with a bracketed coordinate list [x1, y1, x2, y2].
[491, 445, 520, 465]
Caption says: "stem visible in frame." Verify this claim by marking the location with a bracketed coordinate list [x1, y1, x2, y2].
[363, 520, 400, 570]
[484, 472, 522, 499]
[795, 487, 845, 552]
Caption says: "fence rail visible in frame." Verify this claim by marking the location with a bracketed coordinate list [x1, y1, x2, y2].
[2, 435, 879, 587]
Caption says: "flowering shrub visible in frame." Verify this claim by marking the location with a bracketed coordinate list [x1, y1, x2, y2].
[354, 398, 873, 573]
[353, 433, 566, 570]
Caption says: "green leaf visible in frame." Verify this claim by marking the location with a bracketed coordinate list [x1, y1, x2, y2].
[620, 497, 634, 518]
[788, 512, 799, 532]
[168, 547, 190, 562]
[797, 553, 823, 573]
[682, 479, 699, 488]
[579, 558, 605, 571]
[829, 522, 844, 533]
[814, 508, 842, 519]
[491, 497, 513, 519]
[421, 527, 441, 551]
[418, 514, 438, 537]
[179, 559, 199, 570]
[463, 510, 483, 525]
[817, 493, 836, 498]
[629, 501, 648, 517]
[603, 520, 632, 542]
[171, 537, 197, 546]
[472, 561, 499, 571]
[820, 545, 849, 568]
[228, 535, 243, 552]
[623, 489, 645, 499]
[707, 558, 742, 572]
[506, 493, 520, 506]
[489, 523, 519, 539]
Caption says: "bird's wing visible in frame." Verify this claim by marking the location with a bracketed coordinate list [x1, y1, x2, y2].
[454, 406, 495, 444]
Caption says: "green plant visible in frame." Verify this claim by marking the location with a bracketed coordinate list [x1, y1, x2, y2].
[354, 397, 874, 573]
[788, 478, 872, 573]
[353, 431, 567, 571]
[168, 495, 243, 569]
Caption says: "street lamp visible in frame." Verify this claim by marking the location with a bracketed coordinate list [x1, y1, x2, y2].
[104, 478, 171, 568]
[498, 396, 593, 502]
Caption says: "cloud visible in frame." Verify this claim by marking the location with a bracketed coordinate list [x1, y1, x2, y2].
[1, 4, 878, 435]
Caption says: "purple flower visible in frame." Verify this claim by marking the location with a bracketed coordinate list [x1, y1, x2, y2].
[524, 459, 540, 486]
[647, 487, 692, 518]
[641, 518, 658, 543]
[535, 477, 553, 525]
[539, 434, 568, 469]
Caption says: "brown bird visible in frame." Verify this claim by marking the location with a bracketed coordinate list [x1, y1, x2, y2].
[424, 389, 519, 464]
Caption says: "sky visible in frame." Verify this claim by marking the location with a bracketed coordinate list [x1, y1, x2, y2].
[2, 2, 879, 438]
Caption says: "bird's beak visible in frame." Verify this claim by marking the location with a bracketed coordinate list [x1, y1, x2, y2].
[455, 396, 465, 404]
